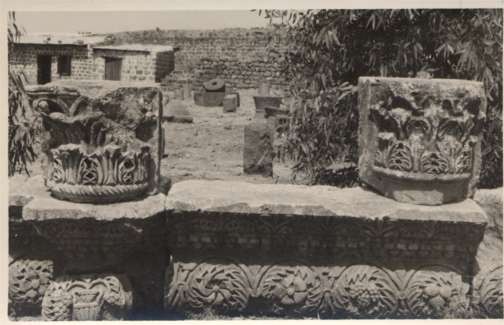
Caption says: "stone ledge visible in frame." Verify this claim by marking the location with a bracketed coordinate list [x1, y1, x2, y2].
[23, 192, 166, 221]
[165, 180, 488, 225]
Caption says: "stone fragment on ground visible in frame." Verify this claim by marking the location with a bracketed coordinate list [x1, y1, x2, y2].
[163, 99, 193, 123]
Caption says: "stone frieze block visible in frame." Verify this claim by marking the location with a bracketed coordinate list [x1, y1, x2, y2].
[164, 180, 490, 318]
[165, 258, 472, 318]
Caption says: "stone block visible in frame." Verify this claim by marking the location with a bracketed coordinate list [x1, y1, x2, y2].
[25, 80, 164, 204]
[253, 95, 282, 117]
[243, 118, 274, 176]
[474, 188, 503, 238]
[223, 94, 238, 113]
[163, 100, 193, 123]
[358, 77, 486, 205]
[164, 180, 488, 318]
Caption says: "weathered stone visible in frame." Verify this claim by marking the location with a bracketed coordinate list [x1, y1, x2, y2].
[201, 91, 226, 106]
[164, 100, 193, 123]
[9, 259, 54, 317]
[243, 118, 274, 176]
[474, 188, 503, 239]
[203, 78, 226, 92]
[166, 180, 487, 223]
[223, 94, 238, 113]
[42, 274, 133, 321]
[26, 80, 164, 204]
[358, 77, 486, 205]
[253, 95, 282, 117]
[164, 180, 487, 318]
[23, 187, 166, 222]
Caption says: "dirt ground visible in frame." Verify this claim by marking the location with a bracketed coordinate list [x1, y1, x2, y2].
[162, 89, 291, 185]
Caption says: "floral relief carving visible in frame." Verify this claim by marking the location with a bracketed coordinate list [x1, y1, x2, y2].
[404, 266, 470, 318]
[27, 84, 161, 203]
[369, 84, 485, 180]
[473, 266, 503, 318]
[47, 143, 152, 203]
[41, 274, 132, 321]
[165, 257, 479, 319]
[180, 261, 250, 313]
[331, 265, 398, 318]
[259, 265, 323, 315]
[9, 259, 53, 316]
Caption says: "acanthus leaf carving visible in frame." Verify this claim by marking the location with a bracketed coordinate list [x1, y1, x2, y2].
[41, 274, 132, 321]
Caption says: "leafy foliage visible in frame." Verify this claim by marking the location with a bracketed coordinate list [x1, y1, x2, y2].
[258, 9, 502, 188]
[8, 12, 40, 176]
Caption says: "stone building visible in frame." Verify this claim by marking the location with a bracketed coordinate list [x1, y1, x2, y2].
[9, 34, 176, 84]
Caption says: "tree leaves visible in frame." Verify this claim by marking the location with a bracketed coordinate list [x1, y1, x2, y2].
[255, 9, 502, 187]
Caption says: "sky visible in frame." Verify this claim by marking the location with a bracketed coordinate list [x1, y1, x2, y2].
[15, 11, 270, 34]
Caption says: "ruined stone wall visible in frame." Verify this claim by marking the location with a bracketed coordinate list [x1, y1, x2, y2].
[9, 44, 93, 84]
[134, 28, 289, 90]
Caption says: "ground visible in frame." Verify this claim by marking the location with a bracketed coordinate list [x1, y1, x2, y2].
[161, 89, 293, 184]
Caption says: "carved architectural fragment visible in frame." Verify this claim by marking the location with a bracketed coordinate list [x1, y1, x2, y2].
[9, 259, 54, 317]
[358, 77, 486, 205]
[26, 81, 163, 203]
[164, 180, 488, 318]
[41, 274, 133, 321]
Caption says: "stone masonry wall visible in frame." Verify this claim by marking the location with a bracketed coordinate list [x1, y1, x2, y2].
[91, 49, 158, 82]
[9, 44, 92, 84]
[105, 28, 288, 90]
[9, 44, 175, 84]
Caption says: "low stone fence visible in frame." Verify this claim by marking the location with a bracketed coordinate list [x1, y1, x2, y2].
[8, 175, 503, 320]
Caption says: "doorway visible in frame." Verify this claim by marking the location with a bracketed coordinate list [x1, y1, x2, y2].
[37, 55, 52, 84]
[104, 57, 122, 81]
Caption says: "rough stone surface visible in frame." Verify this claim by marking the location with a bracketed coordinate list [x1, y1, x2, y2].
[26, 81, 164, 203]
[166, 180, 487, 224]
[23, 191, 166, 221]
[243, 118, 274, 176]
[358, 77, 486, 205]
[9, 175, 47, 213]
[223, 94, 238, 113]
[474, 188, 503, 239]
[472, 189, 503, 318]
[253, 95, 282, 117]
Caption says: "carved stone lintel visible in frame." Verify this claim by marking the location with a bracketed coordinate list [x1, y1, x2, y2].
[41, 274, 133, 321]
[165, 258, 470, 319]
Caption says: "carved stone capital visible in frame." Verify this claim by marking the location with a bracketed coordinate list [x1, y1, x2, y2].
[358, 77, 486, 205]
[41, 274, 133, 321]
